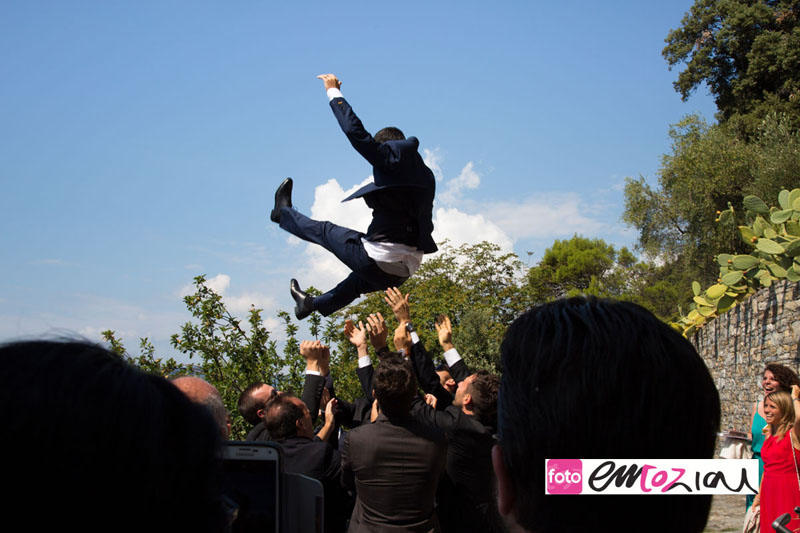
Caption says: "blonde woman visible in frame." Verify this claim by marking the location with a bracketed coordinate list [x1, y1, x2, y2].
[754, 386, 800, 533]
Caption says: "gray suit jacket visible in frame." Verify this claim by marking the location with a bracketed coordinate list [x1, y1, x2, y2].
[341, 412, 447, 532]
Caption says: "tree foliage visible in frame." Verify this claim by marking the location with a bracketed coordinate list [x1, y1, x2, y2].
[339, 241, 531, 373]
[664, 0, 800, 129]
[106, 242, 688, 439]
[524, 234, 683, 319]
[624, 113, 800, 289]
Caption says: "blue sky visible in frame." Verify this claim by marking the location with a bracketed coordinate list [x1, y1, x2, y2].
[1, 1, 717, 359]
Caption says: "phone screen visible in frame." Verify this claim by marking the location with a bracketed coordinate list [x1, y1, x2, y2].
[222, 443, 280, 533]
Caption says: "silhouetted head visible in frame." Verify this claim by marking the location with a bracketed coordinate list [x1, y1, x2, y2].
[494, 297, 720, 533]
[372, 354, 416, 418]
[1, 339, 226, 532]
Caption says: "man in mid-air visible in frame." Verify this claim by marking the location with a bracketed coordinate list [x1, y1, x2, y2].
[270, 73, 437, 319]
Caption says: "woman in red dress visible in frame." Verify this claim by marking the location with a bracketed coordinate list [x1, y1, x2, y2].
[755, 386, 800, 532]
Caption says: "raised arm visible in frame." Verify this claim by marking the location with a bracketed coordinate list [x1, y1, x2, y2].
[435, 314, 470, 384]
[345, 319, 375, 399]
[317, 73, 393, 169]
[300, 340, 329, 423]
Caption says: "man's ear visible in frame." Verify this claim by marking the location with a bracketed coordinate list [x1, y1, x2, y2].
[463, 393, 472, 410]
[492, 444, 515, 517]
[445, 378, 456, 388]
[256, 408, 265, 420]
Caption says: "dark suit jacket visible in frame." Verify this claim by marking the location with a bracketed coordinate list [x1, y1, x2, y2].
[330, 96, 437, 254]
[341, 413, 447, 532]
[409, 343, 504, 533]
[279, 435, 349, 533]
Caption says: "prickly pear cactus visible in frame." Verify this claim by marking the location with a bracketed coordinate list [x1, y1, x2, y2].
[672, 188, 800, 337]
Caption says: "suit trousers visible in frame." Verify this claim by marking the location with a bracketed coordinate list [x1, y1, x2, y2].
[279, 207, 407, 316]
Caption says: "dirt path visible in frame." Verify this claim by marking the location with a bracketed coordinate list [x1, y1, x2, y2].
[704, 495, 747, 532]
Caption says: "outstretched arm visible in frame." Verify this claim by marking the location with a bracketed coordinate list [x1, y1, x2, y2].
[317, 73, 396, 169]
[300, 340, 330, 423]
[435, 314, 470, 383]
[345, 319, 375, 399]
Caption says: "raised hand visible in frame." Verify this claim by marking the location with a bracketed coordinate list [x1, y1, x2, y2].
[300, 340, 330, 375]
[425, 393, 438, 409]
[384, 287, 411, 322]
[393, 321, 412, 353]
[435, 314, 454, 351]
[345, 320, 368, 347]
[345, 319, 369, 357]
[317, 73, 342, 91]
[366, 312, 388, 350]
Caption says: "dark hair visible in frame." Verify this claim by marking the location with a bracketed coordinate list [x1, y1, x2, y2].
[264, 392, 305, 441]
[373, 354, 417, 417]
[764, 363, 800, 392]
[238, 381, 267, 426]
[374, 126, 405, 143]
[498, 297, 720, 533]
[0, 340, 225, 532]
[467, 370, 499, 428]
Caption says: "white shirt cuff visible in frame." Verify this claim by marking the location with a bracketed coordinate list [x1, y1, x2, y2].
[411, 331, 420, 345]
[443, 348, 462, 368]
[327, 88, 343, 101]
[358, 356, 372, 369]
[305, 369, 322, 376]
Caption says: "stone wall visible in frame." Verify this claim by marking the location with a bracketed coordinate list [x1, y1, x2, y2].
[691, 280, 800, 433]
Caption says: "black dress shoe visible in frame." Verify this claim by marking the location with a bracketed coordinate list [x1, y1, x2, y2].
[270, 178, 293, 223]
[290, 278, 314, 320]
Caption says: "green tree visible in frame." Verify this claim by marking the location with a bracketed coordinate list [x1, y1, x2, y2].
[663, 0, 800, 129]
[106, 276, 372, 439]
[101, 331, 189, 379]
[623, 113, 800, 289]
[526, 235, 646, 299]
[339, 241, 531, 373]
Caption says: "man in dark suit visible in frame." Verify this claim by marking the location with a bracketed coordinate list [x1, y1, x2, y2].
[386, 288, 504, 533]
[270, 73, 437, 320]
[341, 354, 447, 532]
[264, 390, 348, 532]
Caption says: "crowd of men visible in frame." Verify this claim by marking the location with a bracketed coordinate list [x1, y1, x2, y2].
[2, 289, 722, 532]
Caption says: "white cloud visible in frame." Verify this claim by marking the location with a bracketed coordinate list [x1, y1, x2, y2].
[439, 161, 480, 205]
[178, 273, 276, 315]
[224, 291, 278, 315]
[483, 193, 598, 239]
[288, 177, 516, 291]
[423, 148, 443, 181]
[204, 273, 231, 295]
[432, 207, 513, 253]
[283, 164, 633, 296]
[309, 178, 373, 232]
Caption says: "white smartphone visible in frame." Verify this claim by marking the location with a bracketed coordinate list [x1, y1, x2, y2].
[222, 442, 281, 533]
